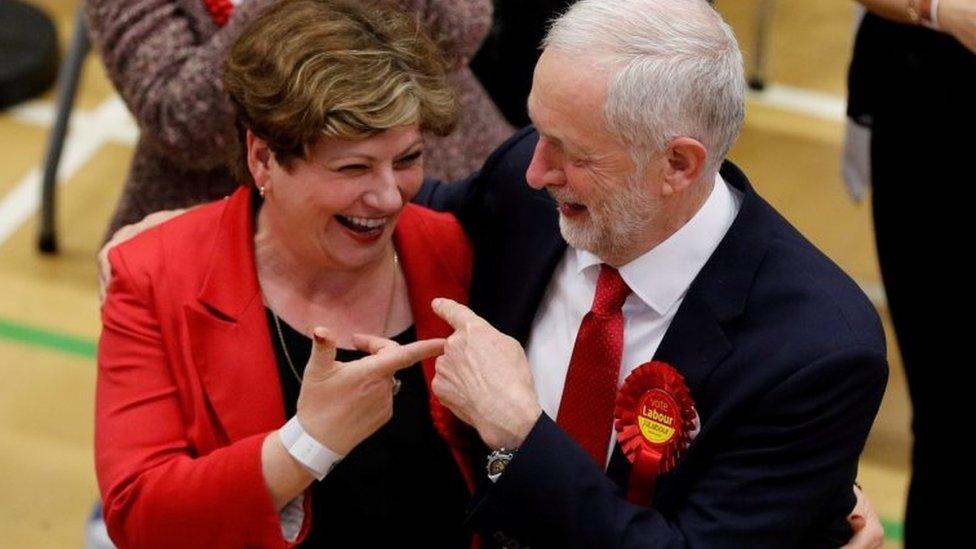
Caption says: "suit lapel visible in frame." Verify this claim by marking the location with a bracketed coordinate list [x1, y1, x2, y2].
[185, 302, 284, 442]
[608, 162, 774, 502]
[472, 189, 566, 345]
[654, 293, 733, 394]
[185, 188, 285, 443]
[656, 162, 772, 392]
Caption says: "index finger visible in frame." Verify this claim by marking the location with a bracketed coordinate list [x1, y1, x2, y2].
[431, 298, 484, 329]
[363, 338, 446, 376]
[351, 333, 398, 355]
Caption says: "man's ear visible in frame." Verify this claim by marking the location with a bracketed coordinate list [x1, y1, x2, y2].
[246, 130, 274, 191]
[660, 137, 707, 197]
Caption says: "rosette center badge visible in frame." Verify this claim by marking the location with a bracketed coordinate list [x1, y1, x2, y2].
[637, 389, 679, 445]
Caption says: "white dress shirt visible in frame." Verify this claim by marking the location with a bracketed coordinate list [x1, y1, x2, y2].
[525, 173, 742, 465]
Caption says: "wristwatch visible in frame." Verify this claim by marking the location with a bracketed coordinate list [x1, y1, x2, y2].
[278, 415, 343, 481]
[486, 448, 518, 483]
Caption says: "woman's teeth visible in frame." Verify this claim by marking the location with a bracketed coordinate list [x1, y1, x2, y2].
[336, 215, 388, 233]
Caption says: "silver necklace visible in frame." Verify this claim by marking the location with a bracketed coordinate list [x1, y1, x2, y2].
[272, 311, 304, 383]
[272, 251, 400, 383]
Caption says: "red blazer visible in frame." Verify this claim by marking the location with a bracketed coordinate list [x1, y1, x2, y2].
[96, 187, 477, 548]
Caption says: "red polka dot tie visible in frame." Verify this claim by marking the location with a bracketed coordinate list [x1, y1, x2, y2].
[556, 264, 631, 466]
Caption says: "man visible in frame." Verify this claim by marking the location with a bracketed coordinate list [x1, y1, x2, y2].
[418, 0, 888, 546]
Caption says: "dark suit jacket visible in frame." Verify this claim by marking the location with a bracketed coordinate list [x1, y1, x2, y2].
[417, 127, 888, 548]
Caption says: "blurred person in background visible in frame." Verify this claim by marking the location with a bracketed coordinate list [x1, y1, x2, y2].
[84, 0, 513, 240]
[95, 1, 481, 546]
[847, 0, 975, 545]
[470, 0, 573, 126]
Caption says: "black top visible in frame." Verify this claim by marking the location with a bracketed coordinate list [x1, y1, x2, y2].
[266, 309, 471, 547]
[848, 13, 976, 124]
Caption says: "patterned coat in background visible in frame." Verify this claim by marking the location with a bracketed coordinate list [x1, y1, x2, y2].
[84, 0, 514, 238]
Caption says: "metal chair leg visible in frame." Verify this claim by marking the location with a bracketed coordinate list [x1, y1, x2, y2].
[38, 9, 90, 254]
[748, 0, 773, 91]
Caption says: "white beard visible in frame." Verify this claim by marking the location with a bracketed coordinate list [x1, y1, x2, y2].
[555, 173, 657, 261]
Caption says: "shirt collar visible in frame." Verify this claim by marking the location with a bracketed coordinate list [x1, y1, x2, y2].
[575, 173, 742, 315]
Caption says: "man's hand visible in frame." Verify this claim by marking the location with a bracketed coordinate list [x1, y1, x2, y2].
[430, 298, 543, 449]
[940, 0, 976, 53]
[841, 484, 884, 549]
[98, 208, 189, 301]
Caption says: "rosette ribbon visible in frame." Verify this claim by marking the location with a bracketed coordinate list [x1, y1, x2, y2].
[614, 361, 697, 506]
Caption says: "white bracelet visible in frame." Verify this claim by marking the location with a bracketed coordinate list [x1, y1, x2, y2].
[278, 416, 343, 481]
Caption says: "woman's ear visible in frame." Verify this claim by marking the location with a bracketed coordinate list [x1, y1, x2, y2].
[246, 130, 274, 193]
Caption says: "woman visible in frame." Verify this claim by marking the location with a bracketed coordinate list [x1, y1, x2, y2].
[847, 0, 975, 545]
[96, 1, 478, 546]
[84, 0, 513, 238]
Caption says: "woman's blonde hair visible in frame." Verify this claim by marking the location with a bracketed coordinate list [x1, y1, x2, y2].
[223, 0, 458, 181]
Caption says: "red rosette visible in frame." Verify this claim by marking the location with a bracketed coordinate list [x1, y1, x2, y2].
[614, 361, 697, 506]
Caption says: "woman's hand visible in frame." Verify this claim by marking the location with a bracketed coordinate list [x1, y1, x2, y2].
[296, 327, 444, 455]
[263, 329, 444, 510]
[941, 0, 976, 53]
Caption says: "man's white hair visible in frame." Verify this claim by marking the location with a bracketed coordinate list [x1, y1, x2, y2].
[544, 0, 745, 175]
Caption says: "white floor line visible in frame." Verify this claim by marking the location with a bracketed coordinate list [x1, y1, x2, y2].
[7, 95, 137, 146]
[0, 97, 135, 246]
[92, 96, 139, 145]
[8, 99, 62, 127]
[747, 83, 846, 122]
[0, 136, 106, 246]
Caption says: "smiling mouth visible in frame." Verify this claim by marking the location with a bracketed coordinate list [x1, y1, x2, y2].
[557, 202, 587, 216]
[548, 189, 587, 214]
[335, 214, 389, 235]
